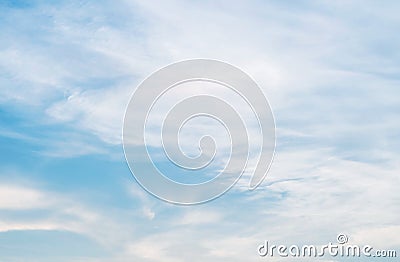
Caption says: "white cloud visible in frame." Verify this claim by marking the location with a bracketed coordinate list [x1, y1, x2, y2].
[0, 185, 49, 210]
[0, 180, 134, 253]
[1, 0, 399, 260]
[46, 84, 132, 145]
[178, 209, 222, 225]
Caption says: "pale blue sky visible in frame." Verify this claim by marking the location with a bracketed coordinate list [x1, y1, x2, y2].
[0, 0, 399, 261]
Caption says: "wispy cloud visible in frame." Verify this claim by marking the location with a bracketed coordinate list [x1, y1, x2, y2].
[0, 0, 399, 261]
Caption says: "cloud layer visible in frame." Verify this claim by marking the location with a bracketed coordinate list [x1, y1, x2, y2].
[0, 0, 399, 261]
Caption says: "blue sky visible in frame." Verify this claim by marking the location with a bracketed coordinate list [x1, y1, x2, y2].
[1, 0, 400, 261]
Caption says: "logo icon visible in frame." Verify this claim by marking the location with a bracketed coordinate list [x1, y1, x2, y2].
[123, 59, 275, 204]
